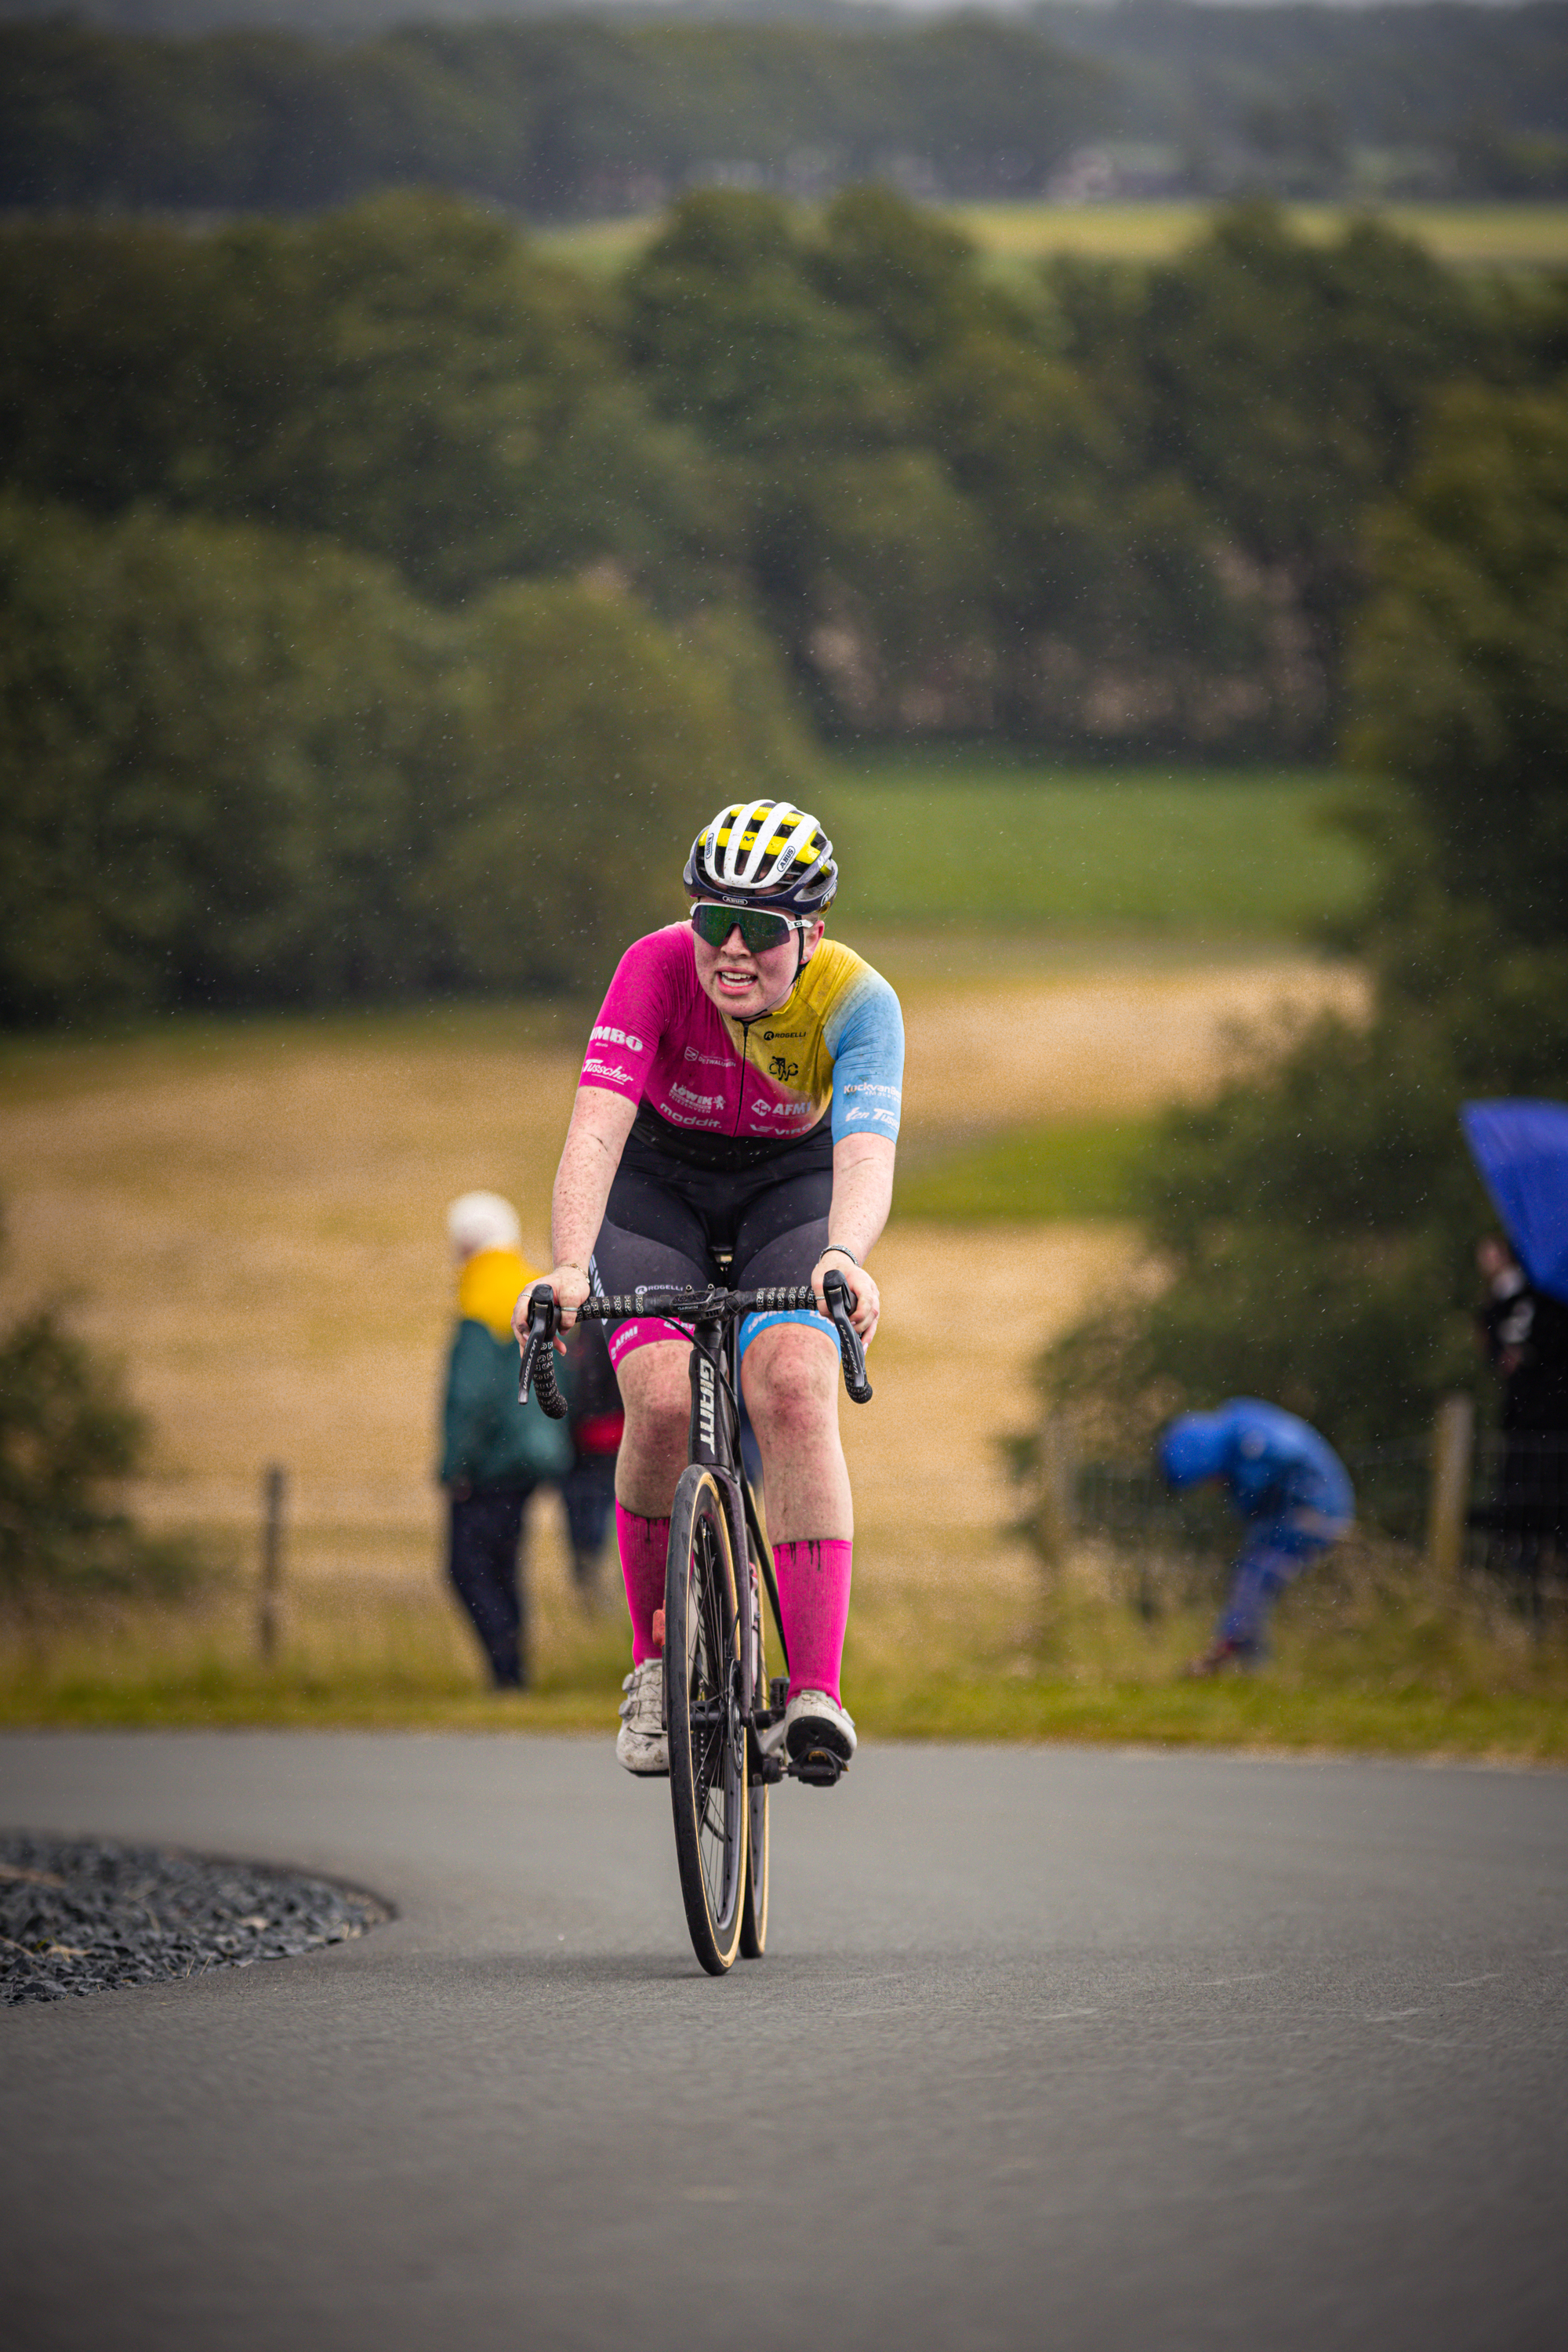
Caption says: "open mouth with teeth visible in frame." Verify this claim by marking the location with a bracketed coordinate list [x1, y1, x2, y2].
[715, 965, 757, 996]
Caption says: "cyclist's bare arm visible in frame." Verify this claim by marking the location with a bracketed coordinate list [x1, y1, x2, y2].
[510, 1086, 635, 1344]
[812, 1133, 895, 1341]
[514, 1102, 894, 1346]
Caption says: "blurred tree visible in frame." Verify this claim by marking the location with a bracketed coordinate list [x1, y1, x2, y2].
[624, 189, 911, 463]
[0, 186, 1541, 757]
[0, 197, 727, 610]
[0, 1200, 197, 1600]
[0, 496, 449, 1018]
[1036, 379, 1568, 1453]
[623, 189, 965, 725]
[1350, 383, 1568, 944]
[1049, 205, 1486, 726]
[416, 578, 808, 994]
[0, 496, 807, 1022]
[624, 184, 1276, 739]
[0, 17, 1100, 216]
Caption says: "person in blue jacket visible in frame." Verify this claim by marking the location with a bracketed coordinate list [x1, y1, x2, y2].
[1158, 1399, 1355, 1675]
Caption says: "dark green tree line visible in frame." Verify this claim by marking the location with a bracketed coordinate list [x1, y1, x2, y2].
[622, 184, 1272, 737]
[1047, 205, 1490, 693]
[0, 495, 804, 1022]
[0, 16, 1102, 216]
[4, 7, 1566, 211]
[0, 195, 722, 608]
[9, 187, 1512, 752]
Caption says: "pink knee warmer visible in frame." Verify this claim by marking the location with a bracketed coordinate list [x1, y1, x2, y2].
[616, 1503, 669, 1665]
[775, 1538, 853, 1704]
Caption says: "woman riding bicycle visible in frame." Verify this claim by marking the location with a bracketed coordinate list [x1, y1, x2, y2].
[514, 799, 902, 1778]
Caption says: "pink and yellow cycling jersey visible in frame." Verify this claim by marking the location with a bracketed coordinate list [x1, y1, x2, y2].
[579, 924, 903, 1161]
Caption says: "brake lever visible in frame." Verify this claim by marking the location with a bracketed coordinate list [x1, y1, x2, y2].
[518, 1283, 568, 1419]
[822, 1267, 873, 1404]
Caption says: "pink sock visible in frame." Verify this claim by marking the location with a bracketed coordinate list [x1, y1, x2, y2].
[616, 1504, 669, 1665]
[775, 1538, 853, 1704]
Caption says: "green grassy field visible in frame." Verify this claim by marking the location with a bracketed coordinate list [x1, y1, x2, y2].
[819, 750, 1370, 937]
[539, 201, 1568, 280]
[895, 1116, 1151, 1221]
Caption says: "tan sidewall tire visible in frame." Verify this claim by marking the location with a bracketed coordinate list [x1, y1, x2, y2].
[740, 1542, 770, 1960]
[666, 1466, 747, 1976]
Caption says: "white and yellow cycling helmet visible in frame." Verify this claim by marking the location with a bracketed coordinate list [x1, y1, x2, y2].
[683, 799, 837, 914]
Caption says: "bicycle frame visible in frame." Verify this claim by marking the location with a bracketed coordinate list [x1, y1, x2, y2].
[691, 1281, 782, 1681]
[521, 1263, 869, 1772]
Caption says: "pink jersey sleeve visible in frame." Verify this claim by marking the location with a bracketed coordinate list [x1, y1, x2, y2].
[577, 927, 689, 1107]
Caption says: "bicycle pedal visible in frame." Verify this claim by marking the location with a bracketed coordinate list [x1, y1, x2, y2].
[786, 1746, 847, 1788]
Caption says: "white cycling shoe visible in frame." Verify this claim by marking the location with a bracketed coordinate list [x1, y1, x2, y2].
[616, 1659, 669, 1777]
[774, 1688, 857, 1766]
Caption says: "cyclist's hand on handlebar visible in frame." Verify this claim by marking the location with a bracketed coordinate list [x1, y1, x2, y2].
[510, 1264, 591, 1351]
[811, 1251, 879, 1342]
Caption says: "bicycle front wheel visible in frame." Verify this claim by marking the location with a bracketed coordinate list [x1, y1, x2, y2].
[666, 1466, 748, 1976]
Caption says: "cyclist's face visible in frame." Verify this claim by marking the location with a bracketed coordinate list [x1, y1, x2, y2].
[691, 913, 824, 1020]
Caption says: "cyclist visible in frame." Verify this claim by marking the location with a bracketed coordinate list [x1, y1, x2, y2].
[514, 799, 902, 1777]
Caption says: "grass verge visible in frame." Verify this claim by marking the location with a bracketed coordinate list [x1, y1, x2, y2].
[818, 750, 1370, 937]
[4, 1554, 1563, 1764]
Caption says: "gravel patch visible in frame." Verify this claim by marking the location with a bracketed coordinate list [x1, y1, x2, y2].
[1, 1833, 390, 2004]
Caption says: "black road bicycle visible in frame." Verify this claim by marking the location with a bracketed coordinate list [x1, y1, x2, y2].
[519, 1265, 871, 1975]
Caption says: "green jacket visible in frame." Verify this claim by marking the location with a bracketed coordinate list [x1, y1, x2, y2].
[440, 1318, 573, 1490]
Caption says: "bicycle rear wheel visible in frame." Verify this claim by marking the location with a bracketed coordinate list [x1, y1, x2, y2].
[739, 1540, 770, 1960]
[666, 1466, 748, 1976]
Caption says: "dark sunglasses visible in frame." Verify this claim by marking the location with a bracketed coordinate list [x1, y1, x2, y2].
[689, 901, 804, 954]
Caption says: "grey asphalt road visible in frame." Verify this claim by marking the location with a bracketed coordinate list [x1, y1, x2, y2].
[2, 1733, 1565, 2352]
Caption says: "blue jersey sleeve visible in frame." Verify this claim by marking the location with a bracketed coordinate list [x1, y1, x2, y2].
[823, 965, 905, 1146]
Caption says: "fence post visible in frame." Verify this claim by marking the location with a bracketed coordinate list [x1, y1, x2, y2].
[1036, 1414, 1076, 1573]
[1425, 1396, 1474, 1592]
[259, 1463, 287, 1663]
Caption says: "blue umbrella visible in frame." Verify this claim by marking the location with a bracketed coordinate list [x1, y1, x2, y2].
[1461, 1099, 1568, 1306]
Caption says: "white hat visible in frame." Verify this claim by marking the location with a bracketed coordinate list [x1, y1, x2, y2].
[446, 1191, 521, 1259]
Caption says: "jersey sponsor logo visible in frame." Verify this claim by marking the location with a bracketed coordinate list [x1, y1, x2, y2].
[760, 1028, 805, 1044]
[841, 1080, 901, 1100]
[668, 1080, 725, 1112]
[683, 1046, 730, 1067]
[844, 1102, 898, 1127]
[748, 1098, 811, 1122]
[590, 1023, 644, 1053]
[583, 1057, 637, 1086]
[768, 1054, 800, 1083]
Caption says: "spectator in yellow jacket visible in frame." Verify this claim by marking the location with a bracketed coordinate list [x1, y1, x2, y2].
[440, 1192, 572, 1689]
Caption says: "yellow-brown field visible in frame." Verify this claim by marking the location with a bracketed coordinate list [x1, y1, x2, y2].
[950, 200, 1568, 271]
[9, 945, 1564, 1755]
[0, 949, 1352, 1541]
[538, 201, 1568, 280]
